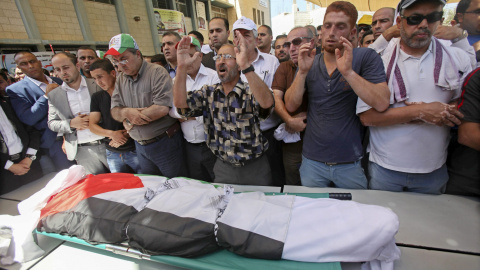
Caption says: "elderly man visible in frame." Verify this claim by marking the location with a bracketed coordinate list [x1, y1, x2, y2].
[173, 34, 275, 185]
[273, 35, 290, 62]
[48, 52, 109, 175]
[108, 34, 183, 178]
[162, 31, 181, 78]
[257, 25, 274, 54]
[77, 46, 99, 79]
[169, 37, 219, 182]
[285, 1, 390, 189]
[202, 17, 231, 70]
[272, 27, 312, 185]
[232, 16, 283, 186]
[358, 0, 473, 194]
[7, 52, 72, 174]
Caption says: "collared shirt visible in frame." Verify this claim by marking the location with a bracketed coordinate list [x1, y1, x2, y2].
[178, 79, 272, 166]
[272, 60, 308, 115]
[169, 64, 220, 143]
[111, 60, 177, 141]
[240, 50, 281, 131]
[164, 63, 177, 79]
[62, 77, 104, 144]
[25, 75, 53, 98]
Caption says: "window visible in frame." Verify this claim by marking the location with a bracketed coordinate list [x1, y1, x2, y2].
[257, 10, 261, 25]
[261, 11, 265, 25]
[152, 0, 169, 9]
[176, 0, 190, 17]
[212, 6, 228, 19]
[253, 8, 257, 24]
[87, 0, 113, 4]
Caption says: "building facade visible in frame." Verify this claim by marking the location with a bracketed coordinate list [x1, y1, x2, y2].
[0, 0, 271, 56]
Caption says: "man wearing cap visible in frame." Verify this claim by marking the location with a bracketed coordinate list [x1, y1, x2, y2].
[173, 34, 275, 185]
[358, 0, 473, 194]
[232, 16, 284, 186]
[202, 17, 231, 70]
[285, 1, 390, 189]
[357, 14, 372, 42]
[169, 37, 219, 182]
[48, 52, 109, 175]
[108, 34, 183, 178]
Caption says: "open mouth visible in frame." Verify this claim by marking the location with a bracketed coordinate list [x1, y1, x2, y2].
[217, 65, 227, 75]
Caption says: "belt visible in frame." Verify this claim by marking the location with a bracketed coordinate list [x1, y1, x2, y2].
[9, 153, 21, 160]
[322, 161, 356, 166]
[188, 142, 206, 146]
[136, 132, 168, 146]
[78, 140, 103, 147]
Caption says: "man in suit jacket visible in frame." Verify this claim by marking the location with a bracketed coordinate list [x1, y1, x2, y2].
[48, 52, 109, 175]
[0, 96, 42, 195]
[6, 51, 73, 174]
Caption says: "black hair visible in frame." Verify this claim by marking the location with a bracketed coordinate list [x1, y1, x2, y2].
[188, 30, 204, 43]
[77, 46, 98, 57]
[317, 25, 322, 30]
[52, 52, 77, 65]
[210, 17, 230, 31]
[151, 54, 167, 66]
[457, 0, 472, 13]
[162, 31, 181, 41]
[360, 30, 374, 45]
[259, 25, 272, 36]
[89, 59, 115, 73]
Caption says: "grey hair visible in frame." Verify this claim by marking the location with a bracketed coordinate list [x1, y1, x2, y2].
[252, 29, 258, 38]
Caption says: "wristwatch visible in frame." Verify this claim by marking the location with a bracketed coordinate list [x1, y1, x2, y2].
[452, 29, 468, 43]
[241, 65, 255, 74]
[26, 154, 36, 161]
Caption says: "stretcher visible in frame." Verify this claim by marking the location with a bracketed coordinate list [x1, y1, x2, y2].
[35, 192, 347, 270]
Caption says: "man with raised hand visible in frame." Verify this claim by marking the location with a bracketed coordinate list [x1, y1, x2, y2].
[173, 34, 275, 185]
[285, 1, 390, 189]
[358, 0, 473, 194]
[108, 34, 183, 178]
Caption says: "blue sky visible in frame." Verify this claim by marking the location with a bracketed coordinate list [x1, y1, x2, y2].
[271, 0, 309, 17]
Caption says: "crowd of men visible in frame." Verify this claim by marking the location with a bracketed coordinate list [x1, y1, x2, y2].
[1, 0, 479, 197]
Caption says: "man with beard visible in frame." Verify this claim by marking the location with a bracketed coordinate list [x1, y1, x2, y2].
[173, 34, 275, 185]
[202, 17, 230, 70]
[285, 1, 390, 189]
[358, 0, 473, 194]
[77, 46, 99, 79]
[273, 34, 290, 62]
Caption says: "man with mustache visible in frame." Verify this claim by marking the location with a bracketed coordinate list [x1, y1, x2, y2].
[173, 34, 275, 185]
[358, 0, 473, 194]
[77, 46, 99, 79]
[285, 1, 390, 189]
[273, 35, 290, 63]
[202, 17, 231, 70]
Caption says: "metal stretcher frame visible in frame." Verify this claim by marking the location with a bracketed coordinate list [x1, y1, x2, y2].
[35, 192, 347, 270]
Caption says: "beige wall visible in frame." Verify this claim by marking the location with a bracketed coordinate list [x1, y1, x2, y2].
[84, 0, 120, 42]
[0, 0, 29, 40]
[29, 0, 83, 41]
[123, 0, 155, 55]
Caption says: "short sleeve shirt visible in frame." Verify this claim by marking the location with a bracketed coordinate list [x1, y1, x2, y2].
[303, 48, 386, 163]
[90, 90, 135, 152]
[271, 60, 308, 115]
[178, 79, 271, 166]
[111, 60, 177, 141]
[459, 68, 480, 123]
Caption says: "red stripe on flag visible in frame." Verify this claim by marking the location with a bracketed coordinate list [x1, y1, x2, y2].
[40, 173, 144, 220]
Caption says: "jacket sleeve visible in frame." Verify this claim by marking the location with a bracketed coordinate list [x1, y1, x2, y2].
[6, 85, 49, 126]
[47, 101, 73, 134]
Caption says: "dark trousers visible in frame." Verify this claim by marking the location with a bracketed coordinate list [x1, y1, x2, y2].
[0, 156, 43, 195]
[282, 140, 303, 186]
[213, 155, 272, 186]
[262, 127, 285, 186]
[185, 142, 216, 182]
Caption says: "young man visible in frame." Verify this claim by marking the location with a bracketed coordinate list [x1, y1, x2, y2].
[77, 46, 99, 79]
[273, 35, 290, 63]
[358, 0, 473, 194]
[257, 25, 274, 54]
[48, 52, 109, 175]
[89, 59, 140, 173]
[202, 17, 231, 70]
[285, 1, 390, 189]
[173, 35, 275, 185]
[162, 31, 181, 78]
[360, 30, 375, 47]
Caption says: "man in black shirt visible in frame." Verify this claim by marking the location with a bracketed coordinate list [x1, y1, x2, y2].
[89, 59, 140, 173]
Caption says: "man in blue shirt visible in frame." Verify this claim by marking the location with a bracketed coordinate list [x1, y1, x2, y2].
[285, 1, 390, 189]
[456, 0, 480, 46]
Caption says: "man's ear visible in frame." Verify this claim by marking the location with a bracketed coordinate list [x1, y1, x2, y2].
[110, 69, 116, 78]
[76, 62, 81, 71]
[456, 13, 464, 24]
[396, 16, 402, 29]
[350, 27, 357, 40]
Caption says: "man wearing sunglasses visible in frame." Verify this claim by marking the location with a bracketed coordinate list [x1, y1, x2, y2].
[358, 0, 474, 194]
[273, 35, 290, 63]
[173, 34, 275, 185]
[272, 27, 312, 186]
[285, 1, 390, 189]
[456, 0, 480, 46]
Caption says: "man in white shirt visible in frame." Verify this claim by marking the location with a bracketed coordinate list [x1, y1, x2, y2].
[232, 16, 284, 186]
[358, 0, 473, 194]
[48, 52, 109, 175]
[169, 37, 219, 181]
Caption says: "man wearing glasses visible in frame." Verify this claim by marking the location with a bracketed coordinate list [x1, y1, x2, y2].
[273, 35, 290, 63]
[358, 0, 473, 194]
[456, 0, 480, 46]
[173, 34, 275, 185]
[108, 34, 183, 178]
[271, 27, 312, 186]
[285, 1, 390, 189]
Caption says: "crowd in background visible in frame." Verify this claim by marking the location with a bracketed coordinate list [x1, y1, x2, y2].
[1, 0, 479, 198]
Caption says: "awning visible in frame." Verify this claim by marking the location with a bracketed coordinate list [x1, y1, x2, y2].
[304, 0, 460, 11]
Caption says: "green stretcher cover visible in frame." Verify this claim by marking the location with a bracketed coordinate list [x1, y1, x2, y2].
[36, 192, 342, 270]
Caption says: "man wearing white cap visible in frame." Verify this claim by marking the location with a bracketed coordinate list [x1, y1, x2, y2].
[232, 16, 284, 186]
[107, 34, 183, 178]
[358, 0, 473, 194]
